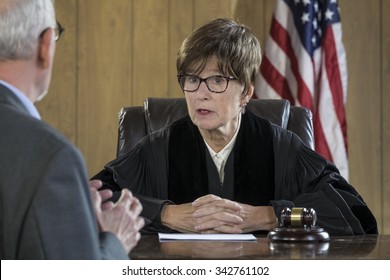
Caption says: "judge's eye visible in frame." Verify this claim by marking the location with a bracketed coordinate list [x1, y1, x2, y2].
[208, 76, 224, 85]
[187, 76, 200, 84]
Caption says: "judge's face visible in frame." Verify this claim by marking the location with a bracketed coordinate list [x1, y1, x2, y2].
[184, 56, 249, 137]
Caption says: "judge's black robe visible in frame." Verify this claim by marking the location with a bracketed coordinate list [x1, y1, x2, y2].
[93, 110, 377, 235]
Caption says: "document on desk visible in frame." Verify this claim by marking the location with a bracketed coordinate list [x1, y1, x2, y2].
[158, 233, 256, 242]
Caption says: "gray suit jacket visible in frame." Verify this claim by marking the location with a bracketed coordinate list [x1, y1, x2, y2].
[0, 84, 128, 259]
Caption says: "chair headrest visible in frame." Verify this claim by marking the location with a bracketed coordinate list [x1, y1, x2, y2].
[117, 97, 314, 157]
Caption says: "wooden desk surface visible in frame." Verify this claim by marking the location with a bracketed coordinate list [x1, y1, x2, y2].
[130, 234, 390, 260]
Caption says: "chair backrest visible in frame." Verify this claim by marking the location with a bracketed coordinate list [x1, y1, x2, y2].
[117, 98, 314, 157]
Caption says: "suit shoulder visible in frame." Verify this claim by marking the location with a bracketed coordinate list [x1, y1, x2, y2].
[1, 106, 81, 159]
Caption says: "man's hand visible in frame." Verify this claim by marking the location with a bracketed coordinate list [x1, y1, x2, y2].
[88, 179, 114, 211]
[89, 180, 145, 253]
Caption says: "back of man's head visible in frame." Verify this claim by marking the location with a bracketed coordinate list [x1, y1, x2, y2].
[0, 0, 55, 61]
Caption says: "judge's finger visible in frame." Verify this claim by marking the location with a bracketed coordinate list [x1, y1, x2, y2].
[196, 220, 242, 234]
[193, 199, 241, 216]
[193, 205, 240, 218]
[198, 229, 219, 234]
[192, 194, 222, 207]
[213, 199, 242, 211]
[200, 211, 243, 225]
[212, 224, 243, 234]
[194, 213, 243, 232]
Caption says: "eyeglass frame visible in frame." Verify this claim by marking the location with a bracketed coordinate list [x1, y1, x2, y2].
[177, 74, 238, 94]
[39, 21, 65, 42]
[54, 21, 65, 42]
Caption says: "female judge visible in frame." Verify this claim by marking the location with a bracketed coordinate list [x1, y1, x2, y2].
[93, 18, 377, 235]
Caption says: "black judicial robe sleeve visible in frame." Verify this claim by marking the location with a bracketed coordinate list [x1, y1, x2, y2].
[92, 130, 177, 233]
[271, 125, 377, 235]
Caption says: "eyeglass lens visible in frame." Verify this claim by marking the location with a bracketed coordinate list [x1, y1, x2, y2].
[180, 75, 230, 93]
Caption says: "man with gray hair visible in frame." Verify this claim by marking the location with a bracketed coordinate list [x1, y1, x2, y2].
[0, 0, 144, 259]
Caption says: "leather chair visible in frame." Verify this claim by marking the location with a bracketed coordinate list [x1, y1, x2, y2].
[116, 97, 314, 157]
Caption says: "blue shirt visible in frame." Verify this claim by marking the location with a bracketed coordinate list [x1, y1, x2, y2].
[0, 80, 41, 119]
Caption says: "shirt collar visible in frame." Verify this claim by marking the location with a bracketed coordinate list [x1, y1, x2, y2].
[0, 80, 41, 119]
[204, 113, 242, 162]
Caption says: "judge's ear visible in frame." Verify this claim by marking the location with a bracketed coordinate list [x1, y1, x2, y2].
[37, 28, 54, 69]
[242, 84, 254, 102]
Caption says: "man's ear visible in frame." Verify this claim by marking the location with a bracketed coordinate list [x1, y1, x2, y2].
[37, 28, 53, 69]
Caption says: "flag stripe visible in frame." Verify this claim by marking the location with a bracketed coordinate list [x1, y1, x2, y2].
[262, 35, 300, 104]
[256, 0, 349, 179]
[323, 26, 348, 149]
[318, 55, 349, 177]
[260, 56, 295, 104]
[271, 11, 314, 109]
[255, 72, 280, 99]
[273, 0, 316, 100]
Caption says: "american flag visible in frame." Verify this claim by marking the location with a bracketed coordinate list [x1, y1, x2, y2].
[255, 0, 349, 179]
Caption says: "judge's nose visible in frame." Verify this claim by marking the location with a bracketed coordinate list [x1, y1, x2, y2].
[195, 82, 211, 100]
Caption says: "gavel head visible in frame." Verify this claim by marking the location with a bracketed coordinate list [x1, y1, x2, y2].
[280, 207, 317, 228]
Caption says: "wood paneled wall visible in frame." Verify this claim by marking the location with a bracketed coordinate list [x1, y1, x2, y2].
[37, 0, 390, 234]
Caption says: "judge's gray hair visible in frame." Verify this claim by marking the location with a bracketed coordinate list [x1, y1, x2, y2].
[0, 0, 56, 61]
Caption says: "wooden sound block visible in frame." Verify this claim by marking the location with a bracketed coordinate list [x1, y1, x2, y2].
[267, 227, 330, 242]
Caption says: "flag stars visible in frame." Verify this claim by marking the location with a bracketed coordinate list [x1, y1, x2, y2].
[311, 36, 317, 46]
[301, 12, 310, 24]
[313, 18, 318, 29]
[289, 0, 340, 50]
[325, 8, 334, 20]
[314, 2, 319, 12]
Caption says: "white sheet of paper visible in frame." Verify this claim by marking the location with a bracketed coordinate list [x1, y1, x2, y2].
[158, 233, 256, 242]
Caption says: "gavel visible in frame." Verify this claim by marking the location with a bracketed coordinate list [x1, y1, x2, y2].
[280, 207, 317, 228]
[267, 207, 330, 242]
